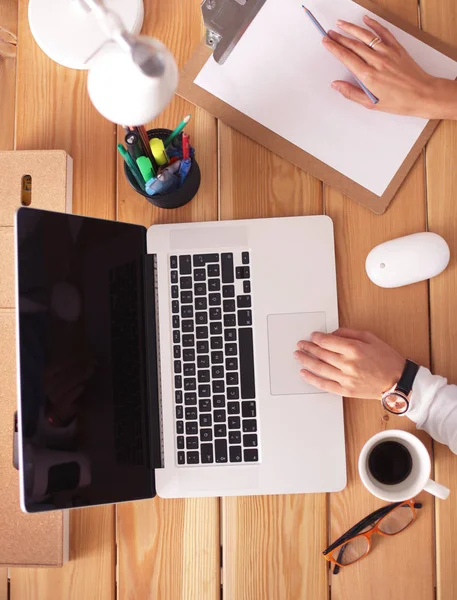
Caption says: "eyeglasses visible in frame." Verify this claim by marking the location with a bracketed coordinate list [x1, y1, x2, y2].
[323, 499, 422, 574]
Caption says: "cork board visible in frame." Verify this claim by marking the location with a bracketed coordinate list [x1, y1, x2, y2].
[0, 150, 72, 567]
[178, 0, 457, 214]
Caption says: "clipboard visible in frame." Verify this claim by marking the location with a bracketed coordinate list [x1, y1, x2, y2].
[178, 0, 457, 214]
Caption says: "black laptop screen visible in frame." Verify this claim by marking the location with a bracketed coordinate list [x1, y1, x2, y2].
[16, 208, 155, 512]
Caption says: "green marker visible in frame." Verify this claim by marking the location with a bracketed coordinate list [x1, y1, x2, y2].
[164, 114, 191, 148]
[117, 144, 144, 190]
[136, 156, 156, 183]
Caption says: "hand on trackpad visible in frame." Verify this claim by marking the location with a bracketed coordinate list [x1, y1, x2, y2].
[267, 312, 327, 395]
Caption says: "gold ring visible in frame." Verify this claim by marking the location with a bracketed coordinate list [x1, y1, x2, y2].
[369, 36, 382, 49]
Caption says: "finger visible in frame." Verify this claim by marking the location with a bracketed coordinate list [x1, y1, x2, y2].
[331, 80, 375, 109]
[328, 30, 382, 64]
[296, 339, 345, 369]
[362, 15, 402, 49]
[335, 20, 389, 53]
[310, 331, 360, 357]
[322, 36, 370, 80]
[294, 350, 343, 381]
[300, 370, 345, 395]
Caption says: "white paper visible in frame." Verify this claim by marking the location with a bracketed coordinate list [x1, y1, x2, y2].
[194, 0, 457, 196]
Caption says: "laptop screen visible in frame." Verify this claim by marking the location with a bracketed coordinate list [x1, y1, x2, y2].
[16, 208, 156, 512]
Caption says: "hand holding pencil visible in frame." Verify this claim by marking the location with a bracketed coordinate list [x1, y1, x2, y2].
[310, 11, 457, 119]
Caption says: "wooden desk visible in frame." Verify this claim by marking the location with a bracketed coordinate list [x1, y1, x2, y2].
[1, 0, 456, 598]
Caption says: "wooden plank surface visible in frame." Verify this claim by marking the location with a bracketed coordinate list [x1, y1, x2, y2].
[0, 569, 7, 600]
[422, 2, 457, 598]
[116, 2, 220, 600]
[326, 2, 435, 599]
[10, 0, 116, 598]
[0, 0, 17, 151]
[219, 125, 328, 600]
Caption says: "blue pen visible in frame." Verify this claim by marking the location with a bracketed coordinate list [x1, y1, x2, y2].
[301, 5, 378, 104]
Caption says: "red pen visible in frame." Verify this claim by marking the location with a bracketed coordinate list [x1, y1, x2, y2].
[182, 133, 190, 160]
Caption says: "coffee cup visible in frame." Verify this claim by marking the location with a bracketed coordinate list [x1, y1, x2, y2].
[359, 430, 450, 501]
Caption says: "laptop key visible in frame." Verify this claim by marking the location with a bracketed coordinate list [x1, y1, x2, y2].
[213, 395, 225, 408]
[200, 429, 213, 442]
[200, 413, 212, 427]
[183, 334, 195, 347]
[196, 312, 208, 325]
[172, 300, 179, 313]
[214, 409, 226, 423]
[215, 424, 227, 437]
[197, 355, 210, 369]
[209, 293, 221, 306]
[183, 349, 195, 362]
[228, 401, 240, 414]
[222, 285, 235, 298]
[227, 387, 240, 400]
[209, 307, 222, 320]
[174, 375, 182, 389]
[173, 330, 180, 344]
[183, 364, 196, 377]
[224, 329, 237, 342]
[225, 343, 237, 356]
[198, 370, 210, 383]
[201, 444, 214, 464]
[223, 299, 236, 312]
[208, 279, 221, 292]
[177, 436, 184, 450]
[170, 255, 178, 269]
[186, 436, 199, 450]
[227, 372, 239, 386]
[177, 421, 184, 434]
[208, 264, 220, 277]
[221, 253, 234, 283]
[239, 328, 256, 399]
[238, 310, 253, 327]
[244, 449, 259, 462]
[210, 336, 223, 350]
[195, 297, 208, 310]
[184, 393, 197, 405]
[237, 295, 251, 308]
[194, 268, 206, 281]
[173, 345, 181, 359]
[243, 419, 257, 432]
[236, 266, 250, 279]
[196, 326, 209, 339]
[242, 251, 250, 264]
[228, 416, 241, 429]
[182, 320, 194, 333]
[215, 439, 228, 463]
[194, 282, 207, 296]
[174, 360, 182, 374]
[229, 446, 243, 463]
[243, 434, 258, 447]
[185, 407, 198, 420]
[175, 390, 183, 404]
[184, 378, 196, 391]
[187, 451, 200, 464]
[181, 305, 193, 318]
[171, 285, 179, 299]
[172, 315, 180, 329]
[171, 270, 178, 283]
[243, 281, 251, 294]
[242, 401, 257, 418]
[211, 351, 223, 364]
[213, 380, 225, 393]
[212, 365, 224, 379]
[229, 431, 241, 444]
[176, 406, 184, 419]
[198, 384, 211, 397]
[223, 314, 236, 327]
[178, 451, 185, 465]
[180, 276, 192, 289]
[203, 253, 219, 264]
[186, 422, 198, 435]
[199, 399, 212, 412]
[181, 290, 193, 304]
[210, 322, 222, 335]
[197, 341, 209, 354]
[193, 255, 205, 267]
[226, 357, 238, 371]
[179, 255, 192, 275]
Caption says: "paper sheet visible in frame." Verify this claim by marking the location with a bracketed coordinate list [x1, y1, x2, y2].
[194, 0, 457, 196]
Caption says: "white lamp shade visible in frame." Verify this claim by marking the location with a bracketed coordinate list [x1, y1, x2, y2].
[87, 37, 178, 125]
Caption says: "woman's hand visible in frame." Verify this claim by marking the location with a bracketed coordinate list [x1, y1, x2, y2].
[294, 328, 406, 399]
[322, 15, 457, 119]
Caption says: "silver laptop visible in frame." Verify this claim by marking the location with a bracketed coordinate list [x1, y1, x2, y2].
[15, 207, 345, 512]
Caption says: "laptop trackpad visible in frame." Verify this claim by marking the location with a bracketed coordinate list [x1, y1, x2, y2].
[267, 312, 327, 395]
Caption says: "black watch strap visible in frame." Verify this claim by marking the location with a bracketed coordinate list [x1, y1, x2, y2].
[396, 360, 419, 395]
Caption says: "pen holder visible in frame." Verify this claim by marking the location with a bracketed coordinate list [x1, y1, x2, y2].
[124, 128, 201, 209]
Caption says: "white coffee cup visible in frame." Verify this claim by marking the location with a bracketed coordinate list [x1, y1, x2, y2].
[359, 430, 450, 501]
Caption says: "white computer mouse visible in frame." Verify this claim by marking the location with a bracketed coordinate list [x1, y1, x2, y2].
[366, 232, 450, 288]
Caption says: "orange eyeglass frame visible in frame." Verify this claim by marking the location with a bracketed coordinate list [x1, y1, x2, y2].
[323, 499, 420, 572]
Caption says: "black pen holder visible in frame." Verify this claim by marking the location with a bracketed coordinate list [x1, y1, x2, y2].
[124, 128, 201, 209]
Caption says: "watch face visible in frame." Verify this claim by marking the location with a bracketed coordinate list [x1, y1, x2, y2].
[383, 393, 409, 415]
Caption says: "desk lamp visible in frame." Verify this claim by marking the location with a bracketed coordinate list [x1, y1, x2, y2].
[28, 0, 178, 125]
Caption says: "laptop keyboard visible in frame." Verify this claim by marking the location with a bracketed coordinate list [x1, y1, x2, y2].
[170, 252, 259, 466]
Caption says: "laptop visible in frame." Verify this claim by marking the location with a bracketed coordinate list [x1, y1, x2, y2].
[14, 207, 346, 512]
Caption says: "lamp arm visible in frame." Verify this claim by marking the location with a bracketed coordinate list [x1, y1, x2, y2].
[76, 0, 134, 52]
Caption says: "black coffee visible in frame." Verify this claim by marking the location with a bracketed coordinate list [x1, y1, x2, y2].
[368, 441, 413, 485]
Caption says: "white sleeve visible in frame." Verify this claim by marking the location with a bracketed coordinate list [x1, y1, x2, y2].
[407, 366, 457, 454]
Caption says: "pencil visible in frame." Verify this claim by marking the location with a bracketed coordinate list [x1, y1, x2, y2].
[301, 5, 378, 104]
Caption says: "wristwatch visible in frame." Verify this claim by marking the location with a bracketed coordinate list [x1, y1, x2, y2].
[381, 360, 419, 415]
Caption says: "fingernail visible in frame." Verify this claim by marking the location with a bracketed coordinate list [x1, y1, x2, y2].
[363, 15, 371, 21]
[336, 19, 346, 26]
[331, 82, 340, 91]
[322, 36, 330, 44]
[293, 351, 301, 359]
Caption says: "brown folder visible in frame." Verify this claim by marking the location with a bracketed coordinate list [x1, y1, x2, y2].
[0, 150, 72, 567]
[178, 0, 457, 214]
